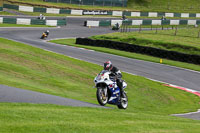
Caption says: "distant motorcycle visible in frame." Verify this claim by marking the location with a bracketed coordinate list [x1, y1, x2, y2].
[112, 23, 120, 30]
[38, 14, 46, 20]
[40, 30, 49, 39]
[94, 70, 128, 109]
[40, 32, 48, 39]
[112, 25, 119, 30]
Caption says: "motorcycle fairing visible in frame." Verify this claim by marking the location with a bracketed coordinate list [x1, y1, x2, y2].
[108, 86, 121, 105]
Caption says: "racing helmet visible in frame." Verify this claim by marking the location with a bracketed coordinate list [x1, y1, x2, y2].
[46, 30, 49, 33]
[104, 61, 113, 71]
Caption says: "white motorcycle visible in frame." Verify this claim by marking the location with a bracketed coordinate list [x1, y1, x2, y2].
[94, 70, 128, 109]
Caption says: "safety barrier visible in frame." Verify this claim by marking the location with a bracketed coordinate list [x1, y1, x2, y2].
[0, 17, 3, 23]
[3, 4, 200, 18]
[76, 38, 200, 65]
[3, 4, 76, 15]
[85, 19, 200, 27]
[0, 17, 67, 26]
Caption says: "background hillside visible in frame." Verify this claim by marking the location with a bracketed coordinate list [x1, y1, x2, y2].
[127, 0, 200, 12]
[5, 0, 200, 12]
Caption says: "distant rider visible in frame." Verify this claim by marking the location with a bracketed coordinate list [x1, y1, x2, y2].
[39, 14, 45, 20]
[44, 30, 49, 37]
[122, 14, 126, 20]
[115, 23, 119, 29]
[103, 61, 125, 97]
[161, 16, 166, 20]
[41, 30, 49, 39]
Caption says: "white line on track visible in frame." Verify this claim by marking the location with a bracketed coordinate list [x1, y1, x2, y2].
[173, 109, 200, 116]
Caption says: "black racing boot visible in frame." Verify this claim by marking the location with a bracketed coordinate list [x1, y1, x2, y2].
[120, 88, 125, 98]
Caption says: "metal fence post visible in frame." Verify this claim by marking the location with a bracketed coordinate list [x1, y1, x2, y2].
[198, 29, 200, 38]
[139, 25, 141, 33]
[174, 26, 178, 36]
[155, 25, 158, 34]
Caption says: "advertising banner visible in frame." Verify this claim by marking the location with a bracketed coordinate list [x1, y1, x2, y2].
[83, 10, 108, 15]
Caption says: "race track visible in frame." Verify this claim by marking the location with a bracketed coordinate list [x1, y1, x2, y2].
[0, 84, 107, 108]
[0, 16, 200, 119]
[1, 19, 199, 91]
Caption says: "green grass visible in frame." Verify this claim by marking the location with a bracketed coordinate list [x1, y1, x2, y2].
[124, 24, 197, 28]
[50, 38, 200, 72]
[127, 0, 200, 12]
[1, 103, 200, 133]
[1, 37, 200, 132]
[91, 27, 200, 55]
[6, 0, 200, 13]
[0, 23, 55, 27]
[0, 11, 15, 15]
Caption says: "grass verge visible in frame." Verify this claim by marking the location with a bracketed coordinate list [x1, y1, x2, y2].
[0, 37, 200, 132]
[0, 103, 200, 133]
[0, 11, 15, 15]
[90, 27, 200, 56]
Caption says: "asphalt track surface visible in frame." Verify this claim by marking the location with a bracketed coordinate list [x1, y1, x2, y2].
[0, 16, 200, 119]
[0, 84, 107, 108]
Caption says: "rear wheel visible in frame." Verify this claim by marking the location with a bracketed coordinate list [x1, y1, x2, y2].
[118, 92, 128, 109]
[96, 87, 108, 106]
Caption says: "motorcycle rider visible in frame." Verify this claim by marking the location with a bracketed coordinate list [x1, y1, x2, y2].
[45, 30, 49, 36]
[41, 30, 49, 39]
[115, 22, 119, 30]
[122, 14, 126, 20]
[103, 61, 125, 97]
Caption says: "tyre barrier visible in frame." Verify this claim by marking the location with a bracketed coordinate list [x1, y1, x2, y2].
[0, 17, 67, 26]
[76, 38, 200, 65]
[3, 4, 200, 18]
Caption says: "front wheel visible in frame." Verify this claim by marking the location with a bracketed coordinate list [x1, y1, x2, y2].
[118, 92, 128, 109]
[96, 87, 108, 106]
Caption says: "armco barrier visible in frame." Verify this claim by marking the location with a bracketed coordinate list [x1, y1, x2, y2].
[3, 4, 19, 10]
[3, 4, 200, 18]
[57, 19, 67, 26]
[85, 19, 200, 27]
[0, 17, 67, 26]
[0, 17, 3, 23]
[60, 9, 71, 14]
[3, 18, 17, 24]
[33, 7, 46, 13]
[76, 38, 200, 65]
[99, 20, 111, 26]
[17, 18, 31, 25]
[19, 5, 33, 12]
[31, 19, 46, 25]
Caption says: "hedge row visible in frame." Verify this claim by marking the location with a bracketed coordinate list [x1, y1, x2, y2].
[76, 38, 200, 65]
